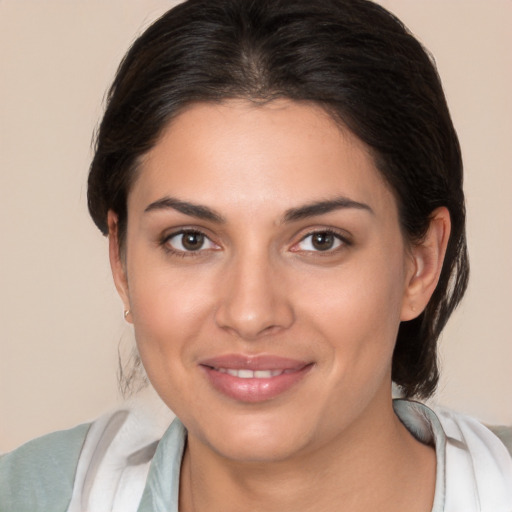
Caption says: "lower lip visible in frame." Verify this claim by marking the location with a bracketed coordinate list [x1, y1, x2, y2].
[201, 364, 313, 403]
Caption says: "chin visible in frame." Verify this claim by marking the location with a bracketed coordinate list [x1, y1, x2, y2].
[210, 429, 309, 463]
[190, 408, 315, 463]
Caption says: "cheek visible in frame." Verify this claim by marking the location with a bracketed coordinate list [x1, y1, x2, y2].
[125, 251, 217, 375]
[127, 272, 213, 410]
[298, 251, 406, 361]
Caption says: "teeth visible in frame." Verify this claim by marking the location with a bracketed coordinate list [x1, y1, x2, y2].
[255, 370, 273, 378]
[216, 368, 284, 378]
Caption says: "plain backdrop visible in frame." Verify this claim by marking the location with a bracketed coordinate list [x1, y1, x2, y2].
[1, 0, 511, 452]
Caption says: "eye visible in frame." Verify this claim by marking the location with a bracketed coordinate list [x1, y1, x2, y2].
[164, 230, 219, 253]
[293, 230, 346, 252]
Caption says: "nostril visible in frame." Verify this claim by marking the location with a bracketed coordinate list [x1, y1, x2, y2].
[214, 301, 294, 340]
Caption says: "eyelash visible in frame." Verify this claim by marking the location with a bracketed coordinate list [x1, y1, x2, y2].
[160, 228, 351, 257]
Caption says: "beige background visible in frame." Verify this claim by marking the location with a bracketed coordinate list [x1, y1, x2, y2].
[1, 0, 511, 453]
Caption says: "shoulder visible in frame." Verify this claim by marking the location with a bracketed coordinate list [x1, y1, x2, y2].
[0, 423, 91, 512]
[487, 425, 512, 457]
[433, 405, 512, 463]
[394, 400, 512, 510]
[434, 406, 512, 510]
[0, 390, 174, 512]
[67, 388, 175, 512]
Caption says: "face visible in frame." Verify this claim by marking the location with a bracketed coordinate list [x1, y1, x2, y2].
[112, 99, 420, 463]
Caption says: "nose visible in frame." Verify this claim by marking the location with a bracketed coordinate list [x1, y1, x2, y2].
[214, 254, 295, 340]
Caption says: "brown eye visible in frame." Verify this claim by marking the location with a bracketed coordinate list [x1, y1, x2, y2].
[182, 232, 205, 251]
[166, 230, 218, 253]
[293, 230, 345, 252]
[311, 232, 335, 251]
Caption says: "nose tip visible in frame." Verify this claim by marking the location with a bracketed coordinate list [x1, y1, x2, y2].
[217, 308, 282, 340]
[214, 267, 295, 340]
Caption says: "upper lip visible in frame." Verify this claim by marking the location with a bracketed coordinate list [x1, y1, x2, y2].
[199, 354, 311, 371]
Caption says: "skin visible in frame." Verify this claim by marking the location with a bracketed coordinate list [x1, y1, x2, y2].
[109, 99, 450, 512]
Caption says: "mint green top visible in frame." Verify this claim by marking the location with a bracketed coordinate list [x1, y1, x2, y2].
[0, 423, 90, 512]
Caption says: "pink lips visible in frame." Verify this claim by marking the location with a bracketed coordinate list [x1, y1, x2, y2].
[199, 355, 313, 403]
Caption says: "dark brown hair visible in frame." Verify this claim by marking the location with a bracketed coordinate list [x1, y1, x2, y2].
[88, 0, 469, 399]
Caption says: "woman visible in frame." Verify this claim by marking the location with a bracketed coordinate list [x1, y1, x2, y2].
[1, 0, 511, 511]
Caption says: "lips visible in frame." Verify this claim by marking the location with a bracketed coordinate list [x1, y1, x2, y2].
[199, 355, 313, 402]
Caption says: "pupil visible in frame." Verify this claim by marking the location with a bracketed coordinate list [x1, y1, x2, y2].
[312, 232, 334, 251]
[183, 232, 204, 251]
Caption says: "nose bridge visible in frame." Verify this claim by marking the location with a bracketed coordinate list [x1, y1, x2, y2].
[215, 245, 294, 339]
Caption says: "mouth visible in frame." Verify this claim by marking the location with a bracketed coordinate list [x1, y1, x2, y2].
[199, 355, 313, 403]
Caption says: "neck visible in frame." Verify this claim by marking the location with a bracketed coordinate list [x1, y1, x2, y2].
[179, 399, 436, 512]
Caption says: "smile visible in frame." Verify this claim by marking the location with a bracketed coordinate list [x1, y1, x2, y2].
[200, 355, 313, 402]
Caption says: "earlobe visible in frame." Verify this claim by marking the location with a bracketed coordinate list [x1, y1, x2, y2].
[107, 210, 132, 323]
[401, 207, 451, 321]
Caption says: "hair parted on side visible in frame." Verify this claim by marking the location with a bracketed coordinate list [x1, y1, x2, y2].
[88, 0, 469, 399]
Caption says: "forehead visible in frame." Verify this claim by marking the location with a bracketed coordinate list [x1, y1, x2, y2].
[131, 99, 397, 220]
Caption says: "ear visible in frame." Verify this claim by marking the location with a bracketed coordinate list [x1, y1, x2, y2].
[401, 207, 451, 321]
[108, 210, 132, 323]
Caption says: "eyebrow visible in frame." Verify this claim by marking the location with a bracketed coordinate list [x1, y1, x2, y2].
[282, 197, 374, 223]
[144, 195, 373, 224]
[144, 196, 226, 223]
